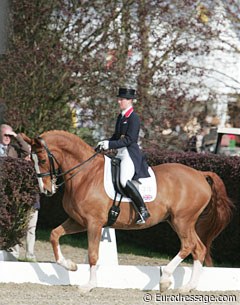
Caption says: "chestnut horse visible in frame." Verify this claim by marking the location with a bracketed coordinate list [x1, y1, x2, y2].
[23, 130, 233, 292]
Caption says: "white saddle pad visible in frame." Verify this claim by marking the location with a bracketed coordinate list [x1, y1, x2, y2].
[103, 156, 157, 202]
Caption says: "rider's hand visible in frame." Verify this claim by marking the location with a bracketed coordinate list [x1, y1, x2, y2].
[97, 140, 109, 150]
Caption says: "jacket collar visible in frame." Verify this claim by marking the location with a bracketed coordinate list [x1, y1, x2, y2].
[122, 106, 133, 118]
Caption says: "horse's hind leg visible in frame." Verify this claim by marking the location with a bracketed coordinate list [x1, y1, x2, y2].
[50, 217, 85, 271]
[160, 222, 206, 293]
[179, 234, 206, 293]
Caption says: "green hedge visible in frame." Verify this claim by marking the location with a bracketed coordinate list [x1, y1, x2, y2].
[0, 157, 39, 250]
[37, 150, 240, 265]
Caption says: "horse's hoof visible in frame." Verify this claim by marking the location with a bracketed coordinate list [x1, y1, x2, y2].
[159, 280, 171, 292]
[57, 259, 78, 271]
[67, 259, 78, 271]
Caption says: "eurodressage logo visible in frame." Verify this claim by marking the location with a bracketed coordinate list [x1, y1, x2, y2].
[142, 293, 237, 303]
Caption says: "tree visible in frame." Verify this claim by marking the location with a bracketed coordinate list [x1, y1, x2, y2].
[0, 1, 74, 136]
[0, 0, 239, 149]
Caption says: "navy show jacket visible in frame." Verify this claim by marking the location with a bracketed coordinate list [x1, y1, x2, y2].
[108, 110, 150, 180]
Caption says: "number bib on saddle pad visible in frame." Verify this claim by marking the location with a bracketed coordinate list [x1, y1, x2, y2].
[103, 156, 157, 202]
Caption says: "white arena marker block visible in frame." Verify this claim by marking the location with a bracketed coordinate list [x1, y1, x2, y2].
[97, 227, 118, 265]
[0, 262, 240, 291]
[0, 250, 18, 261]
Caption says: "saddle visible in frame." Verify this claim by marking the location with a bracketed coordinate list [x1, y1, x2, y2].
[106, 156, 156, 226]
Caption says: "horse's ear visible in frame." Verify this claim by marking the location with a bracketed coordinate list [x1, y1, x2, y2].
[20, 133, 34, 145]
[34, 137, 44, 148]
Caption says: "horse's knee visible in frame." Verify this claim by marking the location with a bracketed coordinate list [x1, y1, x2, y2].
[50, 228, 61, 246]
[50, 224, 66, 242]
[50, 229, 56, 242]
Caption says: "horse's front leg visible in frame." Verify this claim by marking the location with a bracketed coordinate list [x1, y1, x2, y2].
[78, 222, 102, 293]
[50, 217, 85, 271]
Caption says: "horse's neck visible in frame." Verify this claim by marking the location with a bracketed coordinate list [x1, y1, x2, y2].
[59, 141, 94, 171]
[46, 132, 94, 173]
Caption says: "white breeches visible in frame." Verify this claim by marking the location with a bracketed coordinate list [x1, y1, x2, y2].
[116, 147, 135, 187]
[26, 209, 38, 258]
[10, 209, 38, 259]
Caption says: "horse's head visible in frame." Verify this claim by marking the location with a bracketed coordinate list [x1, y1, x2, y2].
[21, 133, 59, 196]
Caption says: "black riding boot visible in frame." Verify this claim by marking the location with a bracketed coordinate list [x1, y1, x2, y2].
[124, 180, 150, 224]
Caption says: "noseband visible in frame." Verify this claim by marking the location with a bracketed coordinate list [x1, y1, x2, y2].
[32, 136, 99, 188]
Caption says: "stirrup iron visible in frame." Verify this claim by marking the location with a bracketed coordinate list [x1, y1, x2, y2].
[136, 213, 146, 224]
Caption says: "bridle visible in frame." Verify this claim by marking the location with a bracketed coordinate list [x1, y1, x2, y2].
[32, 136, 99, 192]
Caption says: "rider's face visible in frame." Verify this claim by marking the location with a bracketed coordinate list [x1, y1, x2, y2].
[118, 98, 132, 111]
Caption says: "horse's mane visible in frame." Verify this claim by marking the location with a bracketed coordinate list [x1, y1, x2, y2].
[41, 130, 93, 152]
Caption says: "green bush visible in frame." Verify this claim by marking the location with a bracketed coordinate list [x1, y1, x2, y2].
[0, 157, 39, 250]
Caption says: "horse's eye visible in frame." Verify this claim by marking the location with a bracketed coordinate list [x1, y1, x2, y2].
[39, 159, 46, 165]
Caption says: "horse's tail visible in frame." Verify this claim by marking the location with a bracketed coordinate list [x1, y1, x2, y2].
[196, 171, 234, 266]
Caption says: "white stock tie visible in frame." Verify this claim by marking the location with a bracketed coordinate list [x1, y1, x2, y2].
[0, 145, 7, 156]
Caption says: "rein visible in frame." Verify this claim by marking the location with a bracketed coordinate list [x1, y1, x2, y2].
[34, 137, 99, 188]
[57, 151, 99, 187]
